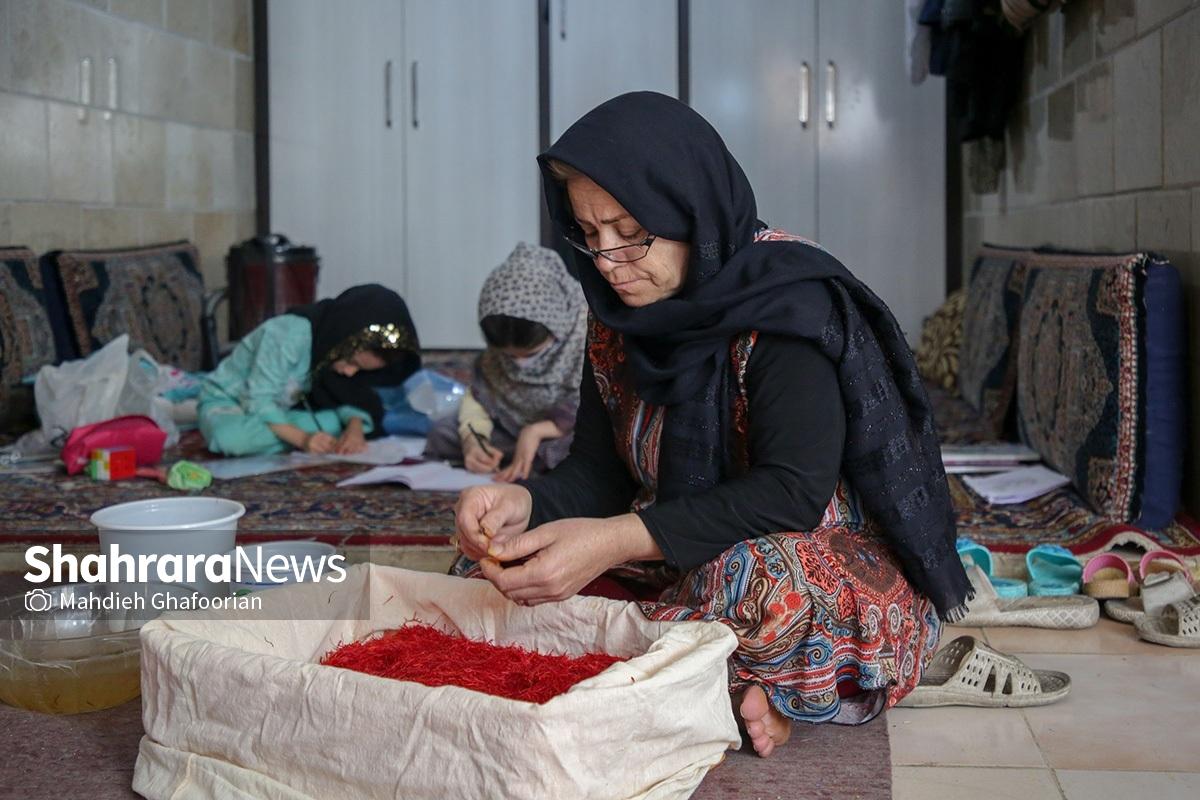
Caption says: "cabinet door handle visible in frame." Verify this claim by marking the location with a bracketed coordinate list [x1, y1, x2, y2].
[78, 57, 92, 122]
[559, 0, 567, 39]
[384, 60, 393, 128]
[410, 61, 419, 129]
[799, 61, 810, 128]
[104, 57, 118, 121]
[825, 60, 836, 128]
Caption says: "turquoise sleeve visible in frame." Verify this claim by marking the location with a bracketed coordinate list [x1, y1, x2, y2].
[244, 316, 312, 425]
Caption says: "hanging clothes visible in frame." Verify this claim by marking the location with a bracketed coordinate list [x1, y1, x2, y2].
[921, 0, 1026, 143]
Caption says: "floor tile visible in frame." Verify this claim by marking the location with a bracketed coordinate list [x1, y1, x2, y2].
[941, 624, 989, 643]
[889, 707, 1046, 767]
[892, 767, 1063, 800]
[983, 617, 1168, 656]
[1057, 770, 1200, 800]
[1020, 653, 1200, 771]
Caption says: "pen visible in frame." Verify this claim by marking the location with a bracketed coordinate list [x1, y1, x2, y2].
[467, 423, 494, 457]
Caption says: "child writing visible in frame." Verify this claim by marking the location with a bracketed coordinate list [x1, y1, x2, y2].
[425, 243, 586, 481]
[199, 284, 420, 456]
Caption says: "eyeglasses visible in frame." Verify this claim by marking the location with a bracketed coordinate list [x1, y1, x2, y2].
[561, 226, 657, 263]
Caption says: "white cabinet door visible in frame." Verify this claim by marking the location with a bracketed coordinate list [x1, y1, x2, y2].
[403, 0, 540, 347]
[816, 0, 945, 344]
[549, 0, 678, 139]
[689, 0, 817, 238]
[268, 0, 405, 300]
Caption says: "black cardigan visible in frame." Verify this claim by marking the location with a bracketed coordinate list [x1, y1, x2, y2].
[524, 334, 845, 570]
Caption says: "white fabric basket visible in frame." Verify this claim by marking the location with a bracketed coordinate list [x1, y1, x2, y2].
[133, 565, 740, 800]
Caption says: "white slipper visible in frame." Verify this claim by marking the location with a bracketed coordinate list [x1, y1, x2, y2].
[958, 565, 1098, 629]
[1135, 595, 1200, 648]
[898, 636, 1071, 708]
[1106, 571, 1193, 625]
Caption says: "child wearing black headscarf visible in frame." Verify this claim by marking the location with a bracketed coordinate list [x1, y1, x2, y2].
[199, 284, 420, 456]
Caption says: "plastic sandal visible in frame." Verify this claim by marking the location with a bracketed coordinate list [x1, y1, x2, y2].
[959, 565, 1099, 628]
[1135, 594, 1200, 648]
[957, 538, 1027, 599]
[1105, 551, 1194, 624]
[1082, 553, 1134, 600]
[896, 636, 1071, 708]
[1138, 549, 1190, 581]
[1107, 571, 1195, 624]
[1026, 544, 1083, 596]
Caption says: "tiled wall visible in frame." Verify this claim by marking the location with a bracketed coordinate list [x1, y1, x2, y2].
[961, 0, 1200, 514]
[0, 0, 255, 301]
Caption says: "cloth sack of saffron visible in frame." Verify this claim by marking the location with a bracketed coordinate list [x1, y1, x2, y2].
[133, 565, 739, 800]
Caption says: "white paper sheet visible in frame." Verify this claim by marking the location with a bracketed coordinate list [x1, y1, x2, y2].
[944, 464, 1012, 475]
[336, 462, 493, 491]
[940, 443, 1041, 465]
[961, 465, 1071, 505]
[200, 453, 325, 480]
[325, 436, 428, 465]
[202, 437, 429, 480]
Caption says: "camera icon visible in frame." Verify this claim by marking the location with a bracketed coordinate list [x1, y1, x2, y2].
[24, 588, 54, 613]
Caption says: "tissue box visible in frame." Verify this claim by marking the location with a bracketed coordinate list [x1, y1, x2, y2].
[87, 446, 137, 480]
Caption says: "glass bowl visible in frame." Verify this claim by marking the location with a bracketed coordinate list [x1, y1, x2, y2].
[0, 582, 197, 714]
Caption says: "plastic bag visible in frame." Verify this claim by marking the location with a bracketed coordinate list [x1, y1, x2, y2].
[404, 369, 466, 420]
[378, 369, 467, 435]
[34, 335, 130, 438]
[33, 335, 180, 446]
[376, 385, 431, 436]
[127, 349, 185, 441]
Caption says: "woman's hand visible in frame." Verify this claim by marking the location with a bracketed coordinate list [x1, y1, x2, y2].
[494, 421, 562, 483]
[335, 417, 367, 454]
[304, 431, 336, 454]
[453, 483, 533, 562]
[480, 515, 663, 605]
[463, 435, 502, 474]
[479, 518, 620, 604]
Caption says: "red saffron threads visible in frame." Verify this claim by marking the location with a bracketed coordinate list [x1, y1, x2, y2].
[320, 622, 625, 704]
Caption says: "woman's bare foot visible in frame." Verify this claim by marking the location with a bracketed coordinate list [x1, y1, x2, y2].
[737, 685, 792, 758]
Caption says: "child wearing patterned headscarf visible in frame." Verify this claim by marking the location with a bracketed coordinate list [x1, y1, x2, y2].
[199, 284, 420, 457]
[424, 243, 587, 481]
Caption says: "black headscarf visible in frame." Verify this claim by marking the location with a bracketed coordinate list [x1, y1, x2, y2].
[538, 92, 969, 620]
[289, 284, 421, 436]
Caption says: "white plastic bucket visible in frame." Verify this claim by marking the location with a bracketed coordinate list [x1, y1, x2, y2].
[90, 498, 246, 597]
[225, 541, 339, 595]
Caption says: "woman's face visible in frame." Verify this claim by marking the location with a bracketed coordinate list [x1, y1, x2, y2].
[565, 176, 690, 307]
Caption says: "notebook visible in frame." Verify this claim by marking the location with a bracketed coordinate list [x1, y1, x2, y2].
[336, 462, 493, 491]
[202, 436, 429, 480]
[961, 465, 1071, 505]
[327, 436, 428, 465]
[202, 453, 325, 480]
[941, 443, 1041, 474]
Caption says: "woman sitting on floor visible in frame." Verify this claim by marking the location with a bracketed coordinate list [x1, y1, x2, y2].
[452, 93, 969, 758]
[199, 284, 420, 457]
[425, 242, 587, 482]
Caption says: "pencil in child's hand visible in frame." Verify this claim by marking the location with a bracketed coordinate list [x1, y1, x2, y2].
[467, 423, 495, 457]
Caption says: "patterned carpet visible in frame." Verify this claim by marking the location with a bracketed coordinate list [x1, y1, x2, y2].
[928, 384, 1200, 557]
[0, 446, 456, 547]
[692, 713, 891, 799]
[0, 351, 480, 549]
[949, 476, 1200, 558]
